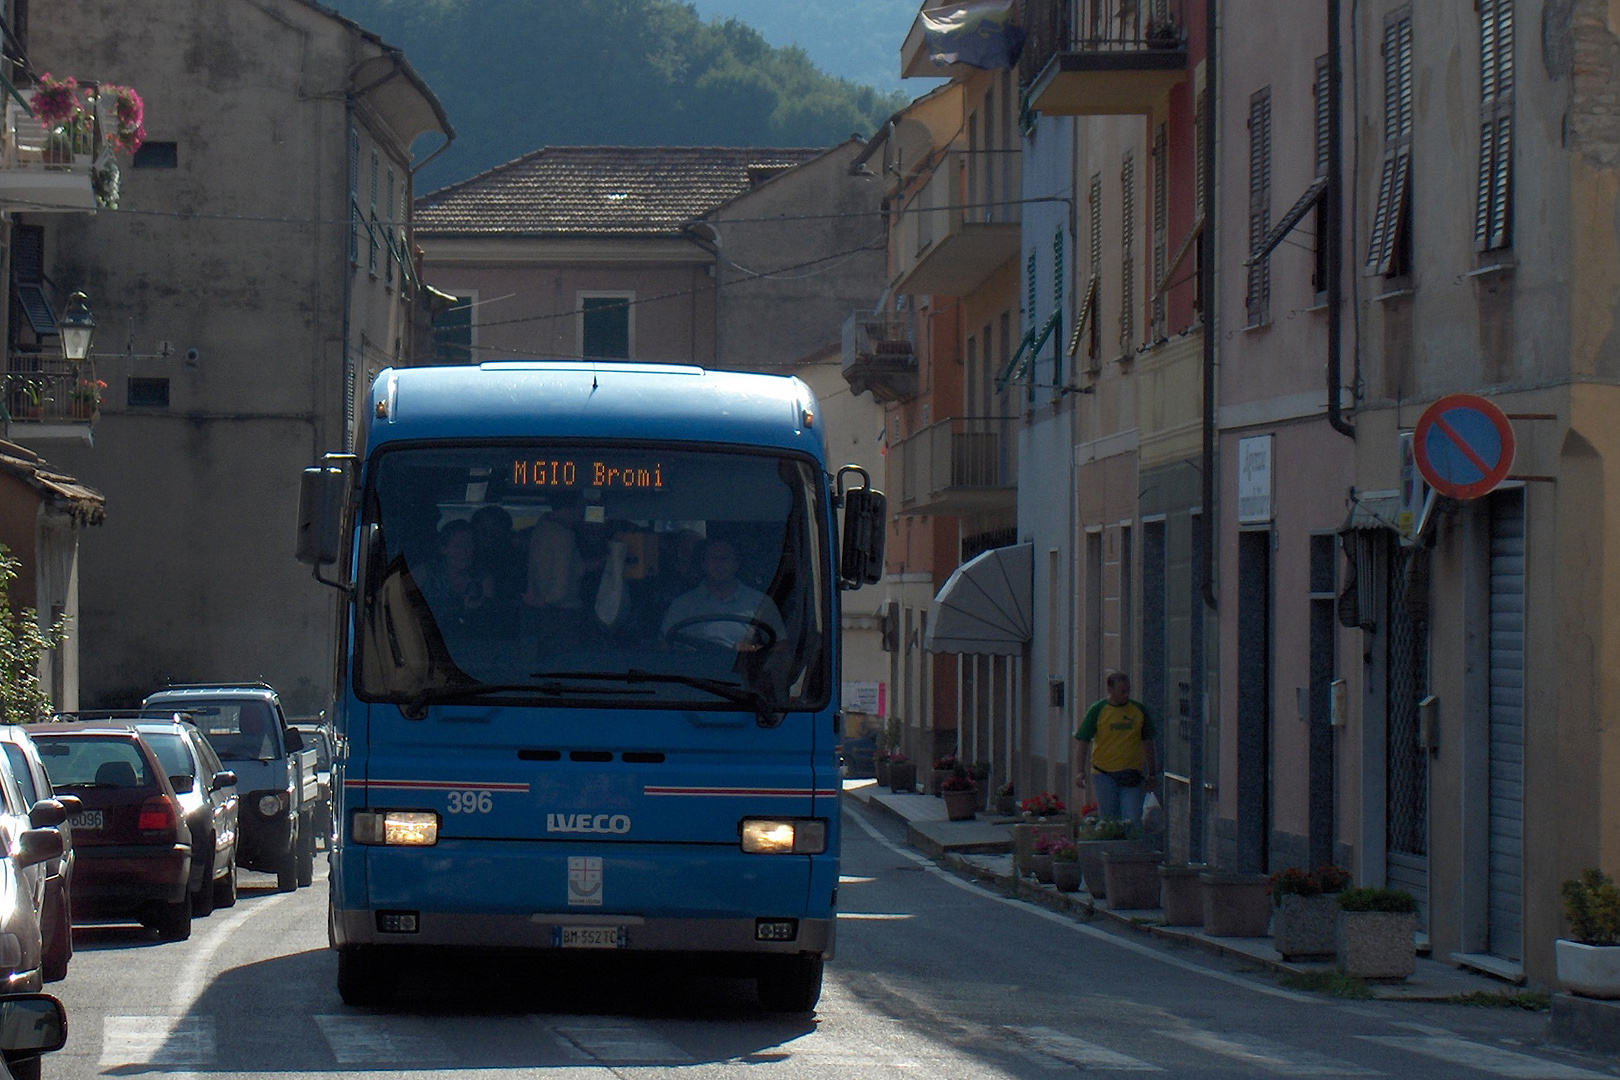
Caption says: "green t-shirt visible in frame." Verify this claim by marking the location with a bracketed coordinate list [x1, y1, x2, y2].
[1075, 698, 1156, 773]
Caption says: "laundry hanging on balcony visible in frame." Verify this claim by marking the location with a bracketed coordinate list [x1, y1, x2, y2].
[921, 1, 1026, 70]
[925, 542, 1033, 656]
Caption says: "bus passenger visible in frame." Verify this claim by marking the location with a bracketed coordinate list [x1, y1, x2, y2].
[661, 538, 786, 652]
[417, 519, 495, 614]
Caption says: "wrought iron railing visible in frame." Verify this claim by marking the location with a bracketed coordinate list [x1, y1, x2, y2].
[3, 359, 100, 423]
[1020, 0, 1187, 86]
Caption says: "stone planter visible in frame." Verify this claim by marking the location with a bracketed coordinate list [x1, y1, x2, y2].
[1200, 872, 1272, 937]
[874, 757, 891, 787]
[1336, 910, 1416, 981]
[1160, 864, 1206, 926]
[1052, 858, 1082, 892]
[1013, 821, 1069, 880]
[941, 789, 977, 821]
[1076, 839, 1150, 898]
[1023, 852, 1054, 883]
[972, 782, 990, 811]
[1555, 940, 1620, 1000]
[992, 794, 1016, 816]
[888, 761, 917, 793]
[1103, 850, 1164, 910]
[1273, 894, 1340, 960]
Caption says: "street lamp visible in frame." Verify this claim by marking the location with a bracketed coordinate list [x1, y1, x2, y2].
[59, 292, 94, 363]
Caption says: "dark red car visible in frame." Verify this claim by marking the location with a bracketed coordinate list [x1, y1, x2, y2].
[25, 723, 193, 941]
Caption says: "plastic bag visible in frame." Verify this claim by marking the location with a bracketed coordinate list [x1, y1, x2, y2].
[1141, 790, 1164, 832]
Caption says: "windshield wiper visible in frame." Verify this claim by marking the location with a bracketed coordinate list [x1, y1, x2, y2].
[619, 669, 786, 728]
[400, 677, 654, 718]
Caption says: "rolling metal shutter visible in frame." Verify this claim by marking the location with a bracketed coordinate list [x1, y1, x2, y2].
[1488, 490, 1525, 961]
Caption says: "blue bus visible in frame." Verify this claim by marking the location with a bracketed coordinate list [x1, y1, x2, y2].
[296, 362, 884, 1011]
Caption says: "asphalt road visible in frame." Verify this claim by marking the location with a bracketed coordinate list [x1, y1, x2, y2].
[36, 804, 1620, 1078]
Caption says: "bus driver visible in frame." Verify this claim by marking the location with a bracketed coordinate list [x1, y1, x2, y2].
[660, 538, 785, 652]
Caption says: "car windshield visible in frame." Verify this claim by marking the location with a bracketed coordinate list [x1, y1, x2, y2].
[356, 444, 832, 712]
[161, 703, 280, 762]
[34, 737, 154, 789]
[141, 732, 194, 779]
[0, 745, 37, 805]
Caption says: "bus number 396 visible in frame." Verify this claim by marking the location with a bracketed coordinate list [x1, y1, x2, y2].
[447, 790, 494, 814]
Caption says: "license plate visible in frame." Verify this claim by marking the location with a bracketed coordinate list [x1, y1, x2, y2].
[554, 926, 625, 949]
[70, 810, 103, 831]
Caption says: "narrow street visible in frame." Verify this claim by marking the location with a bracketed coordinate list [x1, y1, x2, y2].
[36, 804, 1617, 1079]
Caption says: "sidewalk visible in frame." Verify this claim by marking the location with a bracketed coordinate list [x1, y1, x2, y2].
[842, 779, 1518, 1004]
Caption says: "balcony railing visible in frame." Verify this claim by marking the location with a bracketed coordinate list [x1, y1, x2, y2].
[895, 150, 1022, 298]
[893, 416, 1018, 516]
[842, 311, 917, 403]
[1020, 0, 1189, 117]
[3, 358, 99, 427]
[0, 89, 102, 211]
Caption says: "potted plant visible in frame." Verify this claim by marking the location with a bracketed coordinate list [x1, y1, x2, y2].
[1270, 865, 1352, 961]
[969, 762, 991, 810]
[887, 751, 917, 793]
[1013, 795, 1070, 879]
[874, 749, 891, 788]
[1104, 848, 1164, 910]
[1020, 791, 1066, 822]
[1200, 870, 1273, 937]
[1024, 829, 1071, 885]
[70, 377, 105, 420]
[1049, 835, 1081, 892]
[992, 780, 1016, 816]
[929, 753, 957, 796]
[1074, 809, 1147, 899]
[1556, 868, 1620, 999]
[1145, 16, 1179, 48]
[1335, 886, 1418, 981]
[940, 772, 977, 821]
[1160, 862, 1207, 927]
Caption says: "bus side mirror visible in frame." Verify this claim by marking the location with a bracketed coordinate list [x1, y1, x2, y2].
[839, 485, 886, 589]
[296, 466, 347, 566]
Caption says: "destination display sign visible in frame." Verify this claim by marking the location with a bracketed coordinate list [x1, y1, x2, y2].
[511, 459, 667, 490]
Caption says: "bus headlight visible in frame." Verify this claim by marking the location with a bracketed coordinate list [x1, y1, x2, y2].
[740, 818, 826, 855]
[352, 810, 439, 846]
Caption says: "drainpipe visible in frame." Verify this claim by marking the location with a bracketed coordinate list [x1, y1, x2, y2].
[1200, 0, 1218, 611]
[1327, 0, 1353, 438]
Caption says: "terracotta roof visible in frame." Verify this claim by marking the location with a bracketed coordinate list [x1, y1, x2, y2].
[415, 146, 827, 238]
[0, 440, 105, 525]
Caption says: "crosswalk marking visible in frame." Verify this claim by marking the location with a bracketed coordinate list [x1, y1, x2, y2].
[312, 1014, 453, 1064]
[1005, 1025, 1163, 1071]
[1359, 1036, 1614, 1079]
[548, 1016, 694, 1064]
[100, 1016, 215, 1067]
[1160, 1028, 1384, 1076]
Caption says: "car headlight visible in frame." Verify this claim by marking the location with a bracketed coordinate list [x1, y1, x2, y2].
[257, 794, 285, 817]
[352, 810, 439, 846]
[739, 818, 826, 855]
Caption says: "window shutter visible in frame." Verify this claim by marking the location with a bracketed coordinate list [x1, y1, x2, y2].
[1052, 228, 1065, 387]
[1152, 123, 1168, 341]
[1088, 173, 1103, 363]
[1367, 10, 1413, 276]
[1476, 0, 1514, 251]
[1121, 152, 1135, 354]
[348, 129, 360, 265]
[385, 167, 396, 286]
[1315, 56, 1330, 178]
[368, 150, 379, 275]
[1247, 87, 1272, 327]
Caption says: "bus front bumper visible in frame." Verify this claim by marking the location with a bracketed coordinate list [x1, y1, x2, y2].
[331, 909, 834, 957]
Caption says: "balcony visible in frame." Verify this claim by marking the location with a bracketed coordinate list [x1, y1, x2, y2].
[1020, 0, 1189, 117]
[893, 416, 1018, 516]
[3, 359, 99, 439]
[842, 312, 917, 402]
[0, 89, 100, 211]
[895, 151, 1021, 298]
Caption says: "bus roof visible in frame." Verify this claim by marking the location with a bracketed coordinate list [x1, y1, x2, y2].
[363, 362, 827, 459]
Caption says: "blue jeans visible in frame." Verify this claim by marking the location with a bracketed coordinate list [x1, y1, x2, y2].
[1092, 771, 1145, 824]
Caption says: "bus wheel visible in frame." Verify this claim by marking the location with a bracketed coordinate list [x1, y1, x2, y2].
[756, 956, 823, 1014]
[337, 946, 397, 1007]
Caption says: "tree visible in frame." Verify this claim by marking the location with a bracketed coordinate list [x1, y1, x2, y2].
[0, 546, 65, 725]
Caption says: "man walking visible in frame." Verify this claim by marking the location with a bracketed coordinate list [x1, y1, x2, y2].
[1075, 671, 1157, 823]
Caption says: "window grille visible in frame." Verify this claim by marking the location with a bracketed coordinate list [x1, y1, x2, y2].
[1367, 9, 1414, 276]
[1476, 0, 1514, 251]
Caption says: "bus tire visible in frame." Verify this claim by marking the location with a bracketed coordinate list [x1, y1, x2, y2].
[756, 956, 823, 1014]
[337, 947, 396, 1007]
[296, 814, 316, 887]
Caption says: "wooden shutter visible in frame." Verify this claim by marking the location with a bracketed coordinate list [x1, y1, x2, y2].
[1247, 87, 1272, 327]
[1476, 0, 1514, 251]
[1152, 123, 1168, 341]
[1367, 10, 1413, 276]
[1121, 152, 1135, 354]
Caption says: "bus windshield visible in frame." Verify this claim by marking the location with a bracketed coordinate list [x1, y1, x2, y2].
[356, 444, 832, 713]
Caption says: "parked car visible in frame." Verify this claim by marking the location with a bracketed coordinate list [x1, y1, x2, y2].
[142, 685, 318, 891]
[0, 993, 68, 1080]
[134, 717, 239, 915]
[25, 723, 193, 941]
[0, 728, 76, 982]
[0, 757, 64, 997]
[288, 719, 333, 844]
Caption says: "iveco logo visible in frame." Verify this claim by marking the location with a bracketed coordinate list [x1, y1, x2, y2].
[547, 813, 631, 834]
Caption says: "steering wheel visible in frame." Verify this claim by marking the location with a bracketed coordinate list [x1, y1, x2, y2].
[665, 613, 779, 652]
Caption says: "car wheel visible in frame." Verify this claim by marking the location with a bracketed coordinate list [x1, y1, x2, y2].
[756, 956, 823, 1014]
[214, 856, 238, 908]
[276, 824, 298, 892]
[151, 898, 192, 942]
[296, 813, 316, 887]
[41, 909, 69, 983]
[191, 837, 216, 918]
[337, 946, 396, 1007]
[5, 1054, 40, 1080]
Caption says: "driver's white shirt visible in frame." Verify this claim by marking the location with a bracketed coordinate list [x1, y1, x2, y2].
[661, 582, 786, 649]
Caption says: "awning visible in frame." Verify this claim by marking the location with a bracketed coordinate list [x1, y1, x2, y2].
[925, 542, 1032, 655]
[1341, 491, 1400, 532]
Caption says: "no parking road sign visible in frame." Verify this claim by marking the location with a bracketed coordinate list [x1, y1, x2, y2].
[1412, 394, 1516, 500]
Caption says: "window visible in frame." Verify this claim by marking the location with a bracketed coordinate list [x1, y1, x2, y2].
[1151, 123, 1168, 341]
[1120, 153, 1135, 356]
[127, 377, 169, 408]
[1367, 8, 1413, 277]
[348, 129, 360, 265]
[131, 142, 177, 168]
[579, 294, 632, 359]
[432, 294, 474, 365]
[1476, 0, 1514, 252]
[368, 149, 379, 276]
[1246, 87, 1272, 328]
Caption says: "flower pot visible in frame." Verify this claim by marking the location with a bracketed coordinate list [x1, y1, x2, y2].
[71, 399, 96, 419]
[1200, 872, 1272, 937]
[941, 789, 977, 821]
[1103, 850, 1164, 910]
[1160, 864, 1206, 926]
[1052, 859, 1082, 892]
[992, 794, 1016, 816]
[888, 761, 917, 793]
[875, 758, 891, 787]
[1013, 822, 1068, 879]
[928, 768, 950, 795]
[1273, 894, 1340, 960]
[1023, 852, 1054, 883]
[1336, 910, 1415, 981]
[1075, 838, 1150, 898]
[1555, 939, 1620, 1000]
